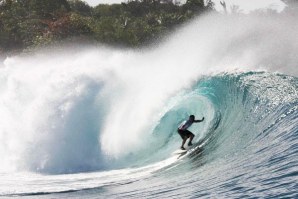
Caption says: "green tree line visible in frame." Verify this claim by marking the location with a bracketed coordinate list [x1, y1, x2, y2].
[0, 0, 214, 53]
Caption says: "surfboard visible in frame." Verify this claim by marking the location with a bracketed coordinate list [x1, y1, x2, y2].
[172, 149, 187, 155]
[172, 144, 196, 157]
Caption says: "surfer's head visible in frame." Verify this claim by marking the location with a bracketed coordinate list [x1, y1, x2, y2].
[189, 115, 195, 121]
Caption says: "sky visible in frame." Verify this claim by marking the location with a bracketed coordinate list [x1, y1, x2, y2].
[84, 0, 286, 13]
[85, 0, 121, 6]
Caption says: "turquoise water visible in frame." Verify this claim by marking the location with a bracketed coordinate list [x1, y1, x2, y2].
[0, 13, 298, 198]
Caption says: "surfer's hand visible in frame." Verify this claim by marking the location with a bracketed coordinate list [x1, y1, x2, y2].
[202, 117, 205, 121]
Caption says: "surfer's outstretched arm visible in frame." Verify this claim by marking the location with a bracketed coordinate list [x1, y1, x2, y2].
[194, 117, 204, 123]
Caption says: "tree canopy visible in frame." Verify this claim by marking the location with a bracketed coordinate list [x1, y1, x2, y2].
[0, 0, 214, 53]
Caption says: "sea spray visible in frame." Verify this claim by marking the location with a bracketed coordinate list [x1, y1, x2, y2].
[0, 12, 297, 175]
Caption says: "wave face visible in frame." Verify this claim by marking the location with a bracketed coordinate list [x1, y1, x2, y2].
[0, 13, 298, 198]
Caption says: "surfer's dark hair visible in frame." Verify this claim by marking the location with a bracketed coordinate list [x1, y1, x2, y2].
[190, 115, 195, 119]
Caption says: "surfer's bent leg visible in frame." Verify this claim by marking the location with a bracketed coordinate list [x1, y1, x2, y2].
[186, 130, 195, 146]
[178, 129, 188, 150]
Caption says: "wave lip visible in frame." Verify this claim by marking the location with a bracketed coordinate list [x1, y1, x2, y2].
[0, 10, 298, 198]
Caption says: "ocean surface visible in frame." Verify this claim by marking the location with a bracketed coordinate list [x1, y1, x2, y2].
[0, 13, 297, 198]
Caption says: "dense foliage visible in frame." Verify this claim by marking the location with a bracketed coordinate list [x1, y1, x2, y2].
[0, 0, 214, 53]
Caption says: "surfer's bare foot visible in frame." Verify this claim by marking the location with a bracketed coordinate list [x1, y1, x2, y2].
[181, 146, 186, 150]
[188, 142, 193, 146]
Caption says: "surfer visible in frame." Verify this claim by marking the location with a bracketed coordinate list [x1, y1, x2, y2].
[178, 115, 204, 150]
